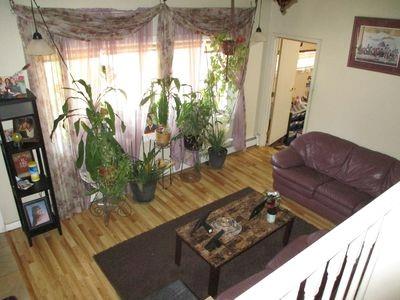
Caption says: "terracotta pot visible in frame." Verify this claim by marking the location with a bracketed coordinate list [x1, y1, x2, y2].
[221, 39, 236, 55]
[156, 130, 171, 147]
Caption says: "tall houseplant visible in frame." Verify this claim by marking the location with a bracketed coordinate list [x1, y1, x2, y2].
[206, 119, 228, 169]
[140, 76, 182, 146]
[176, 91, 214, 151]
[51, 78, 131, 223]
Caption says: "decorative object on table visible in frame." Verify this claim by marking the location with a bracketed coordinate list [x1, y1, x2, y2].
[11, 151, 33, 178]
[251, 0, 267, 44]
[140, 76, 182, 147]
[204, 229, 225, 252]
[249, 199, 267, 220]
[266, 207, 278, 223]
[23, 196, 53, 230]
[0, 91, 62, 246]
[130, 140, 169, 202]
[191, 211, 213, 235]
[210, 216, 242, 240]
[51, 75, 131, 225]
[13, 116, 38, 142]
[266, 191, 281, 209]
[347, 16, 400, 76]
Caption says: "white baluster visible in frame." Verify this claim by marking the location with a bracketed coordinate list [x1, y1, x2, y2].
[334, 235, 364, 300]
[304, 264, 326, 299]
[322, 249, 347, 300]
[346, 220, 382, 300]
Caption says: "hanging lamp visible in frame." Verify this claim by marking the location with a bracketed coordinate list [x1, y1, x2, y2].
[251, 0, 267, 44]
[26, 0, 54, 56]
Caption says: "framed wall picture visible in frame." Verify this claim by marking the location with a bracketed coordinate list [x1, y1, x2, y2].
[347, 16, 400, 76]
[12, 151, 33, 178]
[23, 197, 53, 230]
[13, 116, 38, 142]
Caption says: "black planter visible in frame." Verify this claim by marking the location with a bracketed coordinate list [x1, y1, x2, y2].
[130, 181, 157, 202]
[208, 147, 227, 169]
[184, 135, 202, 151]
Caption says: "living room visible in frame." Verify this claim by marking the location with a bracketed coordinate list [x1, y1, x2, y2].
[0, 0, 399, 299]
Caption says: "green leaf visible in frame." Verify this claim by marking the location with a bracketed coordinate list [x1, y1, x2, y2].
[62, 101, 69, 114]
[172, 77, 180, 91]
[105, 102, 115, 122]
[50, 114, 66, 140]
[74, 119, 80, 136]
[77, 79, 92, 100]
[76, 138, 85, 168]
[121, 120, 126, 132]
[81, 122, 91, 132]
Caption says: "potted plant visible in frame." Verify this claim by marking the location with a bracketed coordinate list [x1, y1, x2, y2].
[206, 120, 228, 169]
[176, 91, 214, 151]
[51, 77, 131, 224]
[130, 142, 168, 202]
[140, 76, 182, 146]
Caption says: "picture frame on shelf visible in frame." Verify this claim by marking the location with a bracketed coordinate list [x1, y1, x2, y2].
[23, 197, 53, 230]
[13, 116, 39, 142]
[347, 16, 400, 76]
[1, 120, 14, 143]
[0, 74, 27, 99]
[12, 151, 33, 178]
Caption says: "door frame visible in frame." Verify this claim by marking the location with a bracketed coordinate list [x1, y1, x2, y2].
[0, 207, 5, 233]
[257, 33, 322, 146]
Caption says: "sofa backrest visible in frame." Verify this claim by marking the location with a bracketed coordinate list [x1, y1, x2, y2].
[290, 132, 400, 197]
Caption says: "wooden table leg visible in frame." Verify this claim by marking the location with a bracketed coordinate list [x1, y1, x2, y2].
[283, 218, 294, 246]
[208, 266, 220, 297]
[175, 234, 182, 266]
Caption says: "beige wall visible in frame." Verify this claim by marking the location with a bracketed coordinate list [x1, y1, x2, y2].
[0, 0, 261, 226]
[259, 0, 400, 159]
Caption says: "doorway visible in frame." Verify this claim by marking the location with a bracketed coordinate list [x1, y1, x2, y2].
[266, 38, 318, 146]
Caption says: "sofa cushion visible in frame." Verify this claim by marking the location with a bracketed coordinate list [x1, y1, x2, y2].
[315, 181, 372, 217]
[291, 132, 355, 178]
[336, 147, 394, 197]
[271, 147, 304, 169]
[273, 165, 333, 198]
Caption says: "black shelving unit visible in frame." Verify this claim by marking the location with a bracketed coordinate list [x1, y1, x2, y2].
[284, 109, 306, 145]
[0, 90, 62, 246]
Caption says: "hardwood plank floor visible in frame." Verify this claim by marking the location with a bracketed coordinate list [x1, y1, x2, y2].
[6, 146, 335, 299]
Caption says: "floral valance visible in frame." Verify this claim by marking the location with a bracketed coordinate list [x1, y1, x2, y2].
[11, 3, 254, 41]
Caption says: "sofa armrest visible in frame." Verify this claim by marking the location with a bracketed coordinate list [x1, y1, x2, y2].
[271, 147, 304, 169]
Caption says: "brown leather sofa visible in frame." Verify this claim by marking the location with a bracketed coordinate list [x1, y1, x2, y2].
[272, 132, 400, 223]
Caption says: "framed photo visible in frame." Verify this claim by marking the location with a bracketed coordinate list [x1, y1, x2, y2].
[144, 113, 158, 134]
[0, 75, 27, 99]
[13, 116, 38, 142]
[23, 197, 53, 230]
[347, 17, 400, 76]
[12, 151, 33, 178]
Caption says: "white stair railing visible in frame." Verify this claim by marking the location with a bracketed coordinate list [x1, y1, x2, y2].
[237, 182, 400, 300]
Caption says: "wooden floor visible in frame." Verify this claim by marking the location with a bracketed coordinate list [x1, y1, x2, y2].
[6, 146, 335, 299]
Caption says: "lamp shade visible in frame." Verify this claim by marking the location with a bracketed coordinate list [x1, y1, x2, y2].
[26, 32, 54, 56]
[251, 27, 267, 44]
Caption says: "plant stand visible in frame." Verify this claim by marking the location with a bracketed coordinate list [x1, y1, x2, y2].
[180, 148, 201, 183]
[155, 141, 173, 189]
[89, 195, 132, 226]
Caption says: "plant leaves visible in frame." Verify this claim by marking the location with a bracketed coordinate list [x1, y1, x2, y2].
[50, 114, 66, 140]
[76, 138, 84, 169]
[81, 122, 91, 132]
[173, 77, 180, 91]
[74, 119, 80, 136]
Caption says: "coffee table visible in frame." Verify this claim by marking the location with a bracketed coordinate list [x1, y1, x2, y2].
[174, 189, 295, 297]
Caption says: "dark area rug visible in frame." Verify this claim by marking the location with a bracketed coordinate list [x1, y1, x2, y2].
[94, 187, 317, 300]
